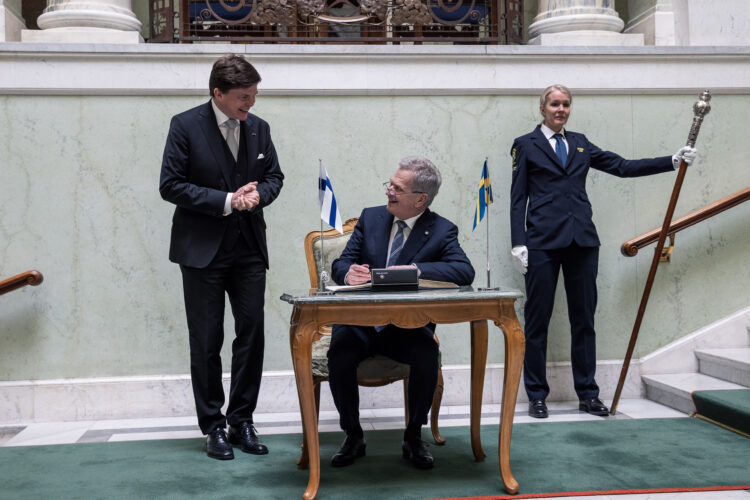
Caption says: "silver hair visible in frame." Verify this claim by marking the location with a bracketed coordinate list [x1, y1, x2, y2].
[397, 156, 441, 207]
[540, 84, 573, 108]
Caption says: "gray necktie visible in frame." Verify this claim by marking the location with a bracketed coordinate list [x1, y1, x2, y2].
[225, 119, 239, 161]
[387, 220, 407, 267]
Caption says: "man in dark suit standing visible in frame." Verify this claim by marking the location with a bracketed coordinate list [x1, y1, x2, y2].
[509, 84, 696, 419]
[327, 156, 475, 470]
[159, 55, 284, 460]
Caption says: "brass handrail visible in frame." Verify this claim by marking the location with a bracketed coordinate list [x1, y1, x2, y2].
[0, 270, 44, 296]
[621, 186, 750, 257]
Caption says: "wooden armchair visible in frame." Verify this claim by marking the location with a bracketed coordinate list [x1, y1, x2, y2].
[297, 217, 445, 467]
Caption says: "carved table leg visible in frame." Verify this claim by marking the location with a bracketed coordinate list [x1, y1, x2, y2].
[497, 302, 525, 495]
[290, 307, 320, 500]
[469, 319, 488, 462]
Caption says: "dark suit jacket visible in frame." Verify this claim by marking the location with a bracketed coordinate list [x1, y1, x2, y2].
[159, 101, 284, 269]
[331, 206, 475, 287]
[510, 125, 673, 250]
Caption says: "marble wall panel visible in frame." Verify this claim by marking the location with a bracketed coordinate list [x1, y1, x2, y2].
[1, 92, 748, 382]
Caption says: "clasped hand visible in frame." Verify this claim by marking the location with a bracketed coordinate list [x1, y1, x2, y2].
[231, 181, 259, 211]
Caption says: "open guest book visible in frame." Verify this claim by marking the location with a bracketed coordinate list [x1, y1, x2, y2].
[325, 279, 459, 292]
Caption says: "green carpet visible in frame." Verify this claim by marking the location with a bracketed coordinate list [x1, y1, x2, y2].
[1, 418, 748, 500]
[693, 389, 750, 436]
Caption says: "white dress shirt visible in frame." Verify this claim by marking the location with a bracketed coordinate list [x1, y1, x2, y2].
[541, 122, 568, 156]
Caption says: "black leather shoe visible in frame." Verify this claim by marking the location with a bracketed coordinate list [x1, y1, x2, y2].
[528, 399, 548, 418]
[206, 428, 234, 460]
[402, 438, 434, 469]
[331, 435, 366, 467]
[228, 422, 269, 455]
[579, 397, 610, 416]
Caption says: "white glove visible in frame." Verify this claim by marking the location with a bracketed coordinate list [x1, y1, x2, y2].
[672, 146, 697, 169]
[511, 245, 528, 275]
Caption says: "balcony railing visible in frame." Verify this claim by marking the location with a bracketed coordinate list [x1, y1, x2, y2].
[150, 0, 523, 44]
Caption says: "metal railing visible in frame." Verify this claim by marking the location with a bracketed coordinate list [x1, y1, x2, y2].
[150, 0, 523, 44]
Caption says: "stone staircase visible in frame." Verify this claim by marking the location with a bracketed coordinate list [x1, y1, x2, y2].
[640, 306, 750, 414]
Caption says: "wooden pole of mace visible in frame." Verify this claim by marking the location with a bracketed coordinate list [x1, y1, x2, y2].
[610, 90, 712, 415]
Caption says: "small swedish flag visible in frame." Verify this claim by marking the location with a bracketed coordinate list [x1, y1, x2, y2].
[472, 159, 494, 231]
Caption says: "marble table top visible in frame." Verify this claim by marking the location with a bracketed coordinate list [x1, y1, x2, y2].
[280, 286, 523, 305]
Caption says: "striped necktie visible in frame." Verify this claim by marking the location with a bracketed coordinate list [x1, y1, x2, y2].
[387, 220, 407, 267]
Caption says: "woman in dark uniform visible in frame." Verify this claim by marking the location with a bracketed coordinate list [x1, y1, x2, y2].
[509, 84, 696, 418]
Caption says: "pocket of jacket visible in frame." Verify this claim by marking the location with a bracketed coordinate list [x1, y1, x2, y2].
[529, 193, 555, 211]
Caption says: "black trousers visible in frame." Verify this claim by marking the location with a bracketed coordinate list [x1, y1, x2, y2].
[180, 237, 266, 434]
[327, 324, 439, 437]
[523, 244, 600, 401]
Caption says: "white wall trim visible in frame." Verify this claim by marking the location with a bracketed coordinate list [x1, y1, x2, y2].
[1, 43, 749, 96]
[0, 360, 643, 425]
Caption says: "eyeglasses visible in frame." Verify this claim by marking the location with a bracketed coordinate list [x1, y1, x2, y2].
[383, 182, 425, 196]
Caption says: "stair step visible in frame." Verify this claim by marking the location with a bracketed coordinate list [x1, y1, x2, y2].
[695, 347, 750, 386]
[692, 389, 750, 435]
[642, 373, 744, 414]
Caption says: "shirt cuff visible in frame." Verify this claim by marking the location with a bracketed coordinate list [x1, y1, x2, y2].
[223, 193, 233, 216]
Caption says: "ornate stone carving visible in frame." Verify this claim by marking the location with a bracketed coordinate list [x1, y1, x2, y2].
[250, 0, 296, 25]
[296, 0, 325, 17]
[359, 0, 387, 20]
[392, 0, 431, 25]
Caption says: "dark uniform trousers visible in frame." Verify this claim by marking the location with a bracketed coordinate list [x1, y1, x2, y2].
[524, 243, 600, 401]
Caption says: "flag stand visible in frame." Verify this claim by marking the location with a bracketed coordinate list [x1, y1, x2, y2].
[314, 159, 335, 296]
[478, 205, 499, 291]
[478, 157, 498, 291]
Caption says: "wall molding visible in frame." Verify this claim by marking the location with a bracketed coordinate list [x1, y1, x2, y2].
[0, 360, 643, 425]
[1, 43, 749, 96]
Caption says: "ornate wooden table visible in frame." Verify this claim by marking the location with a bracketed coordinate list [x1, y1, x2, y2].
[280, 287, 525, 500]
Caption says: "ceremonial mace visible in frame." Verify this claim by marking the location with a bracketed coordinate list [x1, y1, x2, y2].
[610, 91, 711, 415]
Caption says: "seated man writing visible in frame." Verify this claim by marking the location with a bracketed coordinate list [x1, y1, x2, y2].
[327, 156, 475, 470]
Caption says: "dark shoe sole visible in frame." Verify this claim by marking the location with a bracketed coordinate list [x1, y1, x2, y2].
[227, 433, 269, 455]
[206, 449, 234, 460]
[578, 404, 609, 416]
[331, 448, 365, 467]
[402, 449, 434, 469]
[238, 445, 268, 455]
[528, 411, 549, 419]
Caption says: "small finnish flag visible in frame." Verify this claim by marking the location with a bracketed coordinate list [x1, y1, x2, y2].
[318, 162, 343, 233]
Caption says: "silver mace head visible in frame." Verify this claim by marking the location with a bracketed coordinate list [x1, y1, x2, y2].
[687, 90, 711, 147]
[693, 90, 712, 118]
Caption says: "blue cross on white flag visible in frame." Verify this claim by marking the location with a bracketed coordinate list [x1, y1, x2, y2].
[318, 163, 343, 233]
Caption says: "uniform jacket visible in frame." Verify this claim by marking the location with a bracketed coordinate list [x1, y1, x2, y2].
[510, 125, 673, 250]
[159, 101, 284, 268]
